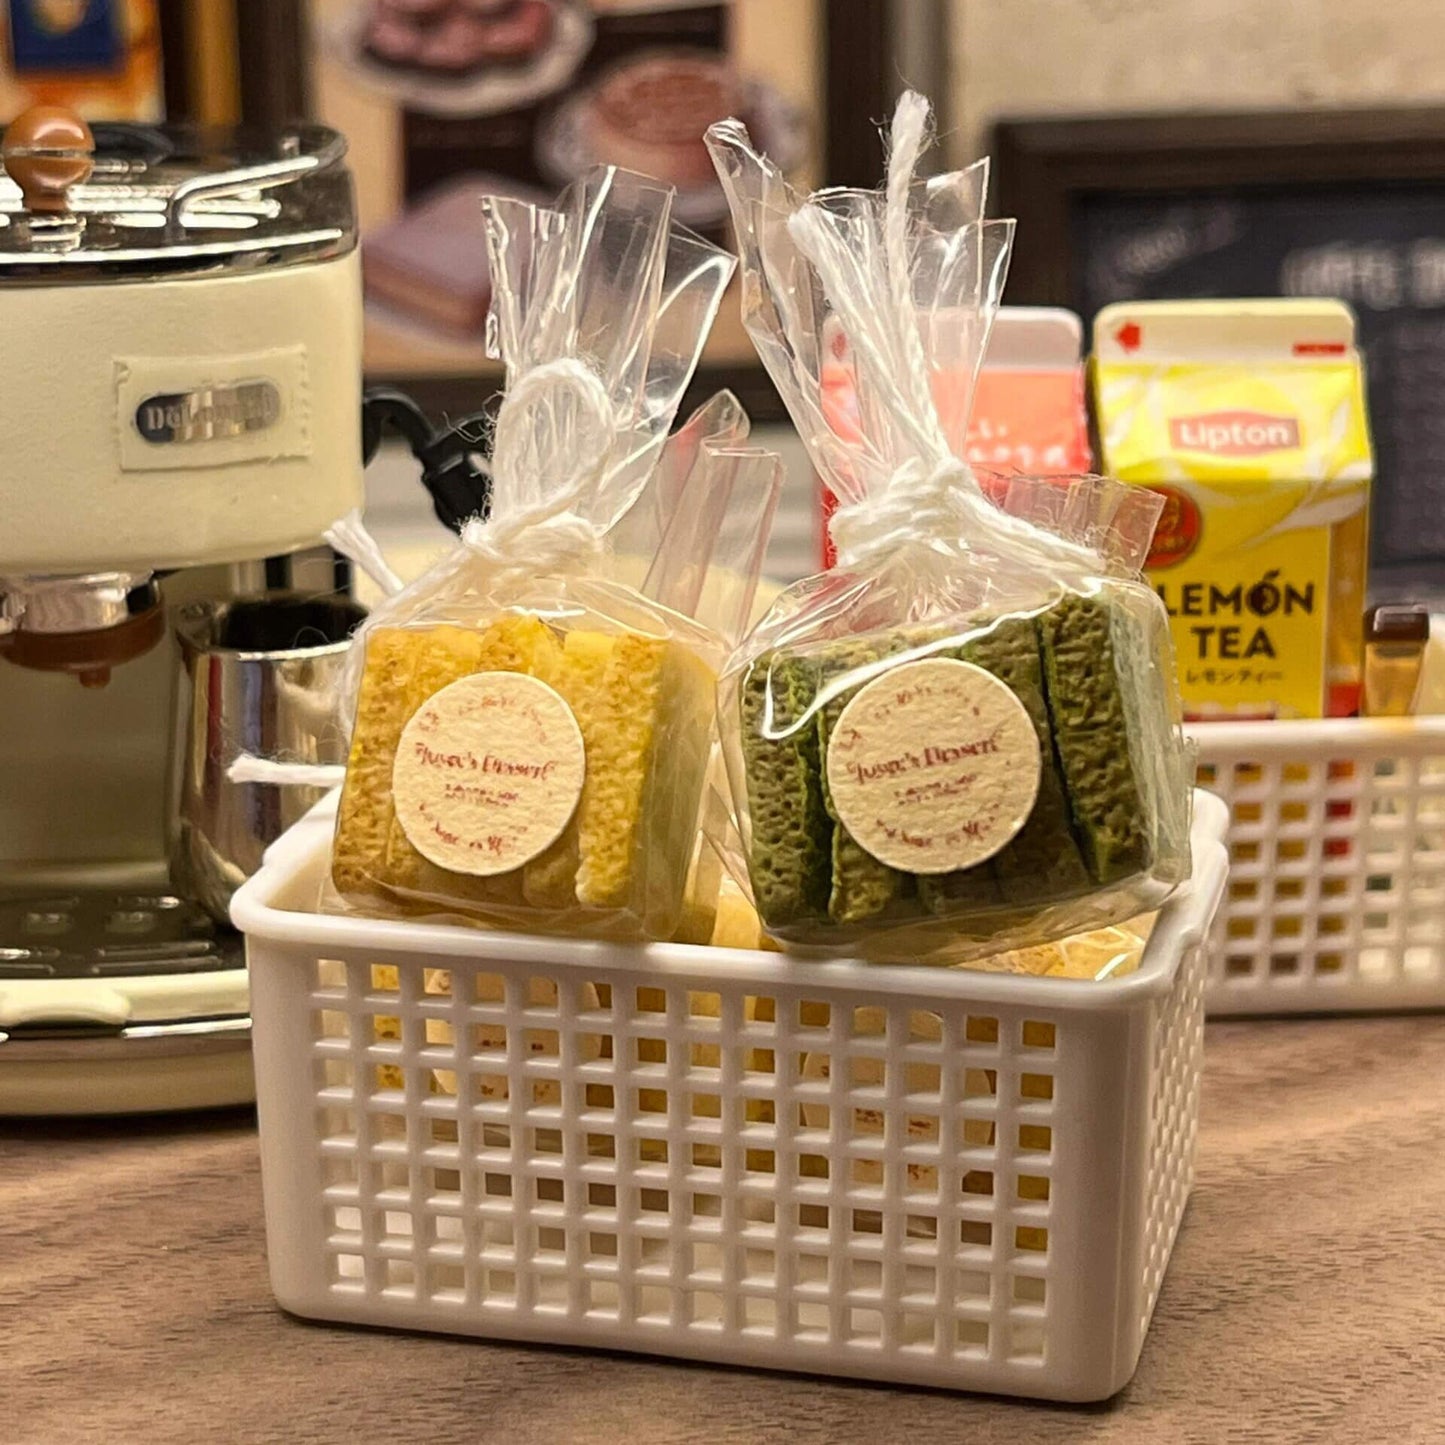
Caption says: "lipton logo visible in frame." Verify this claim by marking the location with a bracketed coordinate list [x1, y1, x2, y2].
[1168, 411, 1301, 456]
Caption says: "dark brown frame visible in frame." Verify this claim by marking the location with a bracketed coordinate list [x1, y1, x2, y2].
[233, 1, 310, 131]
[993, 107, 1445, 307]
[225, 0, 895, 421]
[156, 0, 192, 119]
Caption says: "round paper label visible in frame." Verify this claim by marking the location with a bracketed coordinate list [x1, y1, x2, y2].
[392, 671, 585, 877]
[825, 657, 1041, 875]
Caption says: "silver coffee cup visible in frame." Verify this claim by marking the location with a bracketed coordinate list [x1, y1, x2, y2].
[168, 592, 363, 921]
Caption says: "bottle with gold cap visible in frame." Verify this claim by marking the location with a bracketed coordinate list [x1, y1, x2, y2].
[1363, 605, 1430, 718]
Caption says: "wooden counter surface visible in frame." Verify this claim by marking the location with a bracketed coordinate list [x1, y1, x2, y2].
[6, 1015, 1443, 1444]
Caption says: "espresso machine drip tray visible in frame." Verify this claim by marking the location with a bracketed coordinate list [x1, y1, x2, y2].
[0, 889, 252, 1115]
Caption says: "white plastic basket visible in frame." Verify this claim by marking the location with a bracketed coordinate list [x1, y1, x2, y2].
[1192, 717, 1445, 1014]
[233, 791, 1227, 1403]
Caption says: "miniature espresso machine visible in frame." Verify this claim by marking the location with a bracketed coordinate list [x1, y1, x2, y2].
[0, 107, 374, 1114]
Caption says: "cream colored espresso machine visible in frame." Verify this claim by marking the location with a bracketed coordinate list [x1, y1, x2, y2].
[0, 107, 371, 1113]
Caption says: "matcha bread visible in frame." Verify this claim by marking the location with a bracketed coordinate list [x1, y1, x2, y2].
[1037, 593, 1150, 883]
[738, 651, 832, 927]
[814, 638, 907, 925]
[737, 591, 1154, 940]
[959, 616, 1091, 903]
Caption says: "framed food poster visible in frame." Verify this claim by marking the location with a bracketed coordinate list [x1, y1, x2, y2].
[0, 0, 165, 119]
[292, 0, 879, 419]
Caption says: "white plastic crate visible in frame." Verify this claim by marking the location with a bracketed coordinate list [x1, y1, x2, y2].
[1192, 717, 1445, 1014]
[234, 791, 1227, 1403]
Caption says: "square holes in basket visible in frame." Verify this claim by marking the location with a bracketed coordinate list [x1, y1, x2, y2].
[1200, 751, 1445, 991]
[1141, 939, 1203, 1335]
[305, 959, 1060, 1365]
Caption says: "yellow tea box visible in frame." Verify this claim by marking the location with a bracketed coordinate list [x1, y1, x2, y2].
[1093, 300, 1372, 719]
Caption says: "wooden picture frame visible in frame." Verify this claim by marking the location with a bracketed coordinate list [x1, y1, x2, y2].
[225, 0, 894, 423]
[0, 0, 170, 121]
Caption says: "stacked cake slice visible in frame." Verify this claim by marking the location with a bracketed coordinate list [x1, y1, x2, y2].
[333, 615, 714, 937]
[738, 593, 1149, 936]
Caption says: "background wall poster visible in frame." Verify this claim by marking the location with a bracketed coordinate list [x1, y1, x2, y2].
[308, 0, 823, 382]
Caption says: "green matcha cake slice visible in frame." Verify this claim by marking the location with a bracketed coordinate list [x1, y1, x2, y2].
[961, 615, 1091, 903]
[916, 863, 1001, 915]
[815, 636, 907, 925]
[740, 651, 832, 929]
[1038, 592, 1150, 883]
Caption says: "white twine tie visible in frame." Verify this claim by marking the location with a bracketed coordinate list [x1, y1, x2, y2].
[455, 357, 615, 575]
[829, 456, 968, 570]
[324, 509, 405, 598]
[227, 757, 345, 788]
[456, 508, 603, 575]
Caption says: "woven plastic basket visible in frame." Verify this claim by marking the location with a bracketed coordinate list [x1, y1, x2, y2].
[1194, 717, 1445, 1014]
[233, 791, 1227, 1402]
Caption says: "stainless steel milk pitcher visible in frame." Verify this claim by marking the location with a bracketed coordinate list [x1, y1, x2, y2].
[168, 593, 362, 921]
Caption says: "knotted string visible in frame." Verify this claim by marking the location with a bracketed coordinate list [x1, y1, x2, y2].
[829, 456, 969, 571]
[452, 356, 614, 574]
[226, 757, 345, 788]
[324, 509, 404, 598]
[231, 364, 617, 789]
[328, 355, 619, 727]
[456, 508, 603, 575]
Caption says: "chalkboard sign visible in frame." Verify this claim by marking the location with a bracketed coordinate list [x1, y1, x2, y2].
[995, 109, 1445, 583]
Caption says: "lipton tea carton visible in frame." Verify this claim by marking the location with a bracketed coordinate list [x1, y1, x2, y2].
[819, 307, 1092, 567]
[1093, 300, 1372, 719]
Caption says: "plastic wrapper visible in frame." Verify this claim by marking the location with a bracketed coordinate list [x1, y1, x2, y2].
[705, 93, 1193, 961]
[329, 168, 781, 942]
[958, 915, 1153, 980]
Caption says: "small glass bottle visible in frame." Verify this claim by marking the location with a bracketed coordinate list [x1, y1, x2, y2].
[1362, 605, 1430, 718]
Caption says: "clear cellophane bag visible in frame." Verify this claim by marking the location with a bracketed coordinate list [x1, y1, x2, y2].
[705, 94, 1193, 963]
[328, 169, 782, 943]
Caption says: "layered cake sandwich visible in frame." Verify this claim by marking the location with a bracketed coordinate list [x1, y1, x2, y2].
[587, 50, 743, 188]
[362, 174, 549, 337]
